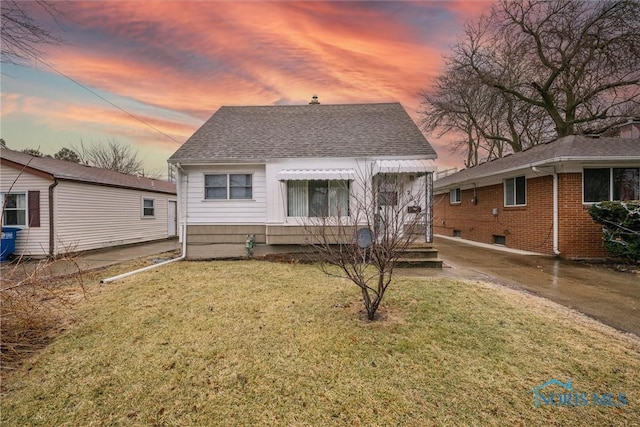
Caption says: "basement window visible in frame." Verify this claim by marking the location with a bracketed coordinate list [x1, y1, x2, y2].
[453, 230, 461, 237]
[493, 235, 506, 245]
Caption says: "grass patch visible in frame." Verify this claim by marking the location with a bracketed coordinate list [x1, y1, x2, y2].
[2, 261, 639, 426]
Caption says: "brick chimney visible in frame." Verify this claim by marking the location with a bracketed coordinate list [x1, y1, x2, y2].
[618, 118, 640, 138]
[309, 95, 320, 105]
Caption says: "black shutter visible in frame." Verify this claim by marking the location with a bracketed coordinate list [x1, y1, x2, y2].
[28, 190, 40, 227]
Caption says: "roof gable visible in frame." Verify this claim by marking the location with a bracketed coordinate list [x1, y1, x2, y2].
[169, 102, 437, 163]
[1, 148, 176, 194]
[435, 135, 640, 189]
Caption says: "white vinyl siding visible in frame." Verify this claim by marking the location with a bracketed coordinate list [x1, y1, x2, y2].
[0, 166, 51, 257]
[54, 181, 172, 253]
[186, 165, 266, 224]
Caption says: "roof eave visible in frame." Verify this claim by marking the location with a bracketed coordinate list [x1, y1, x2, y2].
[435, 155, 640, 190]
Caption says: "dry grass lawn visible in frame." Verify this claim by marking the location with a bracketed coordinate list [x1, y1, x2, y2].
[1, 260, 639, 426]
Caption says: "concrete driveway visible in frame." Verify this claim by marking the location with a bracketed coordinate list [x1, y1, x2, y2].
[409, 236, 639, 337]
[0, 239, 180, 283]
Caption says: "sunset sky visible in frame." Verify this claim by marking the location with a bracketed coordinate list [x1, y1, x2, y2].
[1, 1, 492, 178]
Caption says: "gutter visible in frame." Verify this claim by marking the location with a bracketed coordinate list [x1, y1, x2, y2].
[100, 164, 189, 284]
[48, 178, 58, 257]
[532, 166, 560, 256]
[435, 155, 640, 192]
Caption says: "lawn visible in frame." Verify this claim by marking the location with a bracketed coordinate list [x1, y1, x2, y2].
[1, 260, 639, 426]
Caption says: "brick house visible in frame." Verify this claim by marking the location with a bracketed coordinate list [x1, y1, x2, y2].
[433, 135, 640, 259]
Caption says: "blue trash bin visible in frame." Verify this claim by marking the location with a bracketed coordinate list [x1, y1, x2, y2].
[1, 227, 21, 261]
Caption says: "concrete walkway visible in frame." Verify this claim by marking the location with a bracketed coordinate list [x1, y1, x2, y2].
[404, 236, 639, 337]
[0, 239, 180, 281]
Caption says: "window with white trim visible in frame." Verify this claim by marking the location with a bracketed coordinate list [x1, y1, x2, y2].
[584, 167, 640, 202]
[142, 198, 155, 217]
[504, 176, 526, 206]
[450, 188, 461, 204]
[287, 180, 350, 217]
[1, 193, 27, 226]
[205, 174, 253, 200]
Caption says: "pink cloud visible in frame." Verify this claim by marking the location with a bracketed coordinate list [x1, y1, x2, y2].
[15, 1, 487, 170]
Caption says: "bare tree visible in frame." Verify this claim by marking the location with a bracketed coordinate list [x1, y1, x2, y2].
[72, 139, 144, 175]
[421, 0, 640, 165]
[1, 0, 63, 65]
[304, 167, 428, 321]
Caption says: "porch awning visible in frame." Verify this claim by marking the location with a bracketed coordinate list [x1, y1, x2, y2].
[276, 169, 356, 181]
[372, 160, 435, 175]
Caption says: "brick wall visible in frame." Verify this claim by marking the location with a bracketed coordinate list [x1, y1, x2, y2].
[557, 173, 607, 258]
[433, 174, 607, 258]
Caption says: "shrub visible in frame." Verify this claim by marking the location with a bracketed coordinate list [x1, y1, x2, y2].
[588, 201, 640, 262]
[1, 256, 84, 372]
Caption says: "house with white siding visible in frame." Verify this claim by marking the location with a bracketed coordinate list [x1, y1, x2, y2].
[168, 101, 438, 259]
[1, 147, 177, 258]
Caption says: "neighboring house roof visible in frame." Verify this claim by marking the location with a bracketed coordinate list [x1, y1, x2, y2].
[0, 148, 176, 194]
[435, 135, 640, 191]
[169, 102, 437, 163]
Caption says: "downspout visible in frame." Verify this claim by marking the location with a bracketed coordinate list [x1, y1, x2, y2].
[48, 178, 58, 257]
[100, 163, 188, 283]
[532, 166, 560, 256]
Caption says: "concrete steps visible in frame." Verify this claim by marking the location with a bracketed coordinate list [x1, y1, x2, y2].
[396, 244, 443, 268]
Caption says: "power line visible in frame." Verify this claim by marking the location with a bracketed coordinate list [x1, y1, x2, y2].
[32, 55, 184, 145]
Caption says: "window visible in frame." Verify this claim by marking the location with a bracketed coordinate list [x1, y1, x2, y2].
[504, 176, 526, 206]
[205, 174, 253, 200]
[377, 175, 397, 206]
[378, 191, 398, 206]
[287, 180, 349, 217]
[584, 168, 640, 202]
[493, 235, 506, 245]
[450, 188, 461, 204]
[142, 198, 155, 217]
[1, 193, 27, 226]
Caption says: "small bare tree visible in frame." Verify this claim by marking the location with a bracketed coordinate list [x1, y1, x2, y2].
[72, 139, 144, 175]
[304, 166, 429, 321]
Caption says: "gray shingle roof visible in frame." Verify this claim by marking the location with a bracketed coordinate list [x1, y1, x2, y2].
[434, 135, 640, 190]
[1, 148, 176, 194]
[168, 102, 436, 163]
